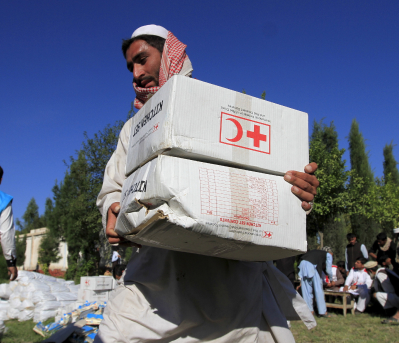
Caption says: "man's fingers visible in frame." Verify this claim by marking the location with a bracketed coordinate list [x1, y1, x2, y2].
[285, 171, 320, 190]
[304, 162, 318, 174]
[301, 201, 312, 211]
[285, 173, 318, 195]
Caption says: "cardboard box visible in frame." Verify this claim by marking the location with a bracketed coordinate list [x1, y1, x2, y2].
[80, 277, 113, 291]
[116, 155, 307, 261]
[77, 288, 109, 303]
[126, 75, 308, 177]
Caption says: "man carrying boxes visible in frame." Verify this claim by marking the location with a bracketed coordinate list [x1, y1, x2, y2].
[95, 25, 319, 343]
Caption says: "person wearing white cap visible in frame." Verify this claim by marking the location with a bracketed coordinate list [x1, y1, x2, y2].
[95, 24, 320, 342]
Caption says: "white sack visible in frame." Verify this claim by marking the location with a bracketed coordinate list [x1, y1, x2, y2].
[0, 310, 8, 321]
[25, 280, 51, 293]
[35, 301, 62, 311]
[0, 301, 10, 311]
[52, 292, 78, 302]
[18, 299, 35, 310]
[9, 281, 18, 292]
[33, 310, 57, 323]
[31, 291, 57, 304]
[50, 283, 69, 292]
[68, 285, 80, 293]
[19, 291, 34, 301]
[7, 307, 19, 319]
[0, 284, 11, 299]
[9, 297, 21, 308]
[65, 280, 75, 285]
[18, 309, 34, 321]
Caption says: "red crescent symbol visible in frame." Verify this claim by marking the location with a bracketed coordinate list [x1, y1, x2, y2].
[226, 118, 243, 142]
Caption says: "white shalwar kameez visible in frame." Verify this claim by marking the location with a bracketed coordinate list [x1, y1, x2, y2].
[340, 268, 372, 312]
[95, 62, 315, 343]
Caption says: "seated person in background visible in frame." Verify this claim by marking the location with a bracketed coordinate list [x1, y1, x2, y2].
[337, 261, 347, 282]
[378, 255, 394, 271]
[369, 232, 399, 275]
[342, 257, 372, 313]
[322, 261, 345, 290]
[370, 260, 399, 324]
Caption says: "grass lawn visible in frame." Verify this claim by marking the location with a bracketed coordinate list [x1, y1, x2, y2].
[1, 310, 398, 342]
[291, 312, 399, 343]
[1, 318, 55, 343]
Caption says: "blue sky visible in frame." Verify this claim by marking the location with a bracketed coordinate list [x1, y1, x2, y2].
[1, 0, 398, 223]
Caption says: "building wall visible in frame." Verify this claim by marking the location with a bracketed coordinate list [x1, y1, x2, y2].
[17, 228, 68, 274]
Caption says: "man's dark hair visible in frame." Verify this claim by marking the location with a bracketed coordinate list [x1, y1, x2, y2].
[122, 35, 166, 58]
[0, 166, 3, 180]
[337, 261, 345, 269]
[378, 255, 389, 266]
[347, 233, 357, 240]
[357, 257, 368, 265]
[377, 232, 387, 241]
[113, 264, 126, 279]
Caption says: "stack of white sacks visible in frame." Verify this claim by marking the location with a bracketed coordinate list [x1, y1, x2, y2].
[0, 271, 80, 323]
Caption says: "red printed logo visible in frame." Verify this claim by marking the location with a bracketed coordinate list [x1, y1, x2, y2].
[219, 113, 270, 154]
[263, 231, 273, 239]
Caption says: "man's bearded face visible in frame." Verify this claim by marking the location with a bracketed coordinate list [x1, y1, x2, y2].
[126, 40, 162, 88]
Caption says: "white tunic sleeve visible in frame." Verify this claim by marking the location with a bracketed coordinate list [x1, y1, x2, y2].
[0, 203, 17, 260]
[96, 119, 133, 229]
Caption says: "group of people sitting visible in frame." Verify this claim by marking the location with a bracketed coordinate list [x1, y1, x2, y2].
[293, 229, 399, 324]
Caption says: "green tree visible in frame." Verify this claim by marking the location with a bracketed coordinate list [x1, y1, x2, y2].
[38, 198, 61, 274]
[261, 91, 266, 100]
[38, 104, 136, 280]
[17, 198, 44, 233]
[383, 142, 399, 186]
[307, 120, 349, 249]
[348, 119, 380, 247]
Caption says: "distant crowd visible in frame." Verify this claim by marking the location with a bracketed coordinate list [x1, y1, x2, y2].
[276, 229, 399, 324]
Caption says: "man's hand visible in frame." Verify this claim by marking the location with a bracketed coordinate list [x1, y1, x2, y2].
[369, 252, 377, 260]
[8, 266, 17, 281]
[284, 162, 319, 211]
[350, 285, 357, 290]
[343, 285, 349, 292]
[330, 281, 336, 287]
[106, 202, 141, 248]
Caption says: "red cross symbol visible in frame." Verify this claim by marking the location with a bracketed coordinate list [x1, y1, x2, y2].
[247, 125, 267, 148]
[263, 231, 273, 238]
[85, 280, 90, 285]
[154, 124, 159, 130]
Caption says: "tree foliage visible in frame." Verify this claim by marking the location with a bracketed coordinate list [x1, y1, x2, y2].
[37, 104, 135, 280]
[347, 119, 380, 247]
[383, 142, 399, 186]
[307, 120, 349, 237]
[17, 198, 45, 233]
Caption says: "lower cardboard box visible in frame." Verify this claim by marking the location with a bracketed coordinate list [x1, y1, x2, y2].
[116, 155, 307, 261]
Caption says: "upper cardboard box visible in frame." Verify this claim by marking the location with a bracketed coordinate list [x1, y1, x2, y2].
[126, 76, 308, 176]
